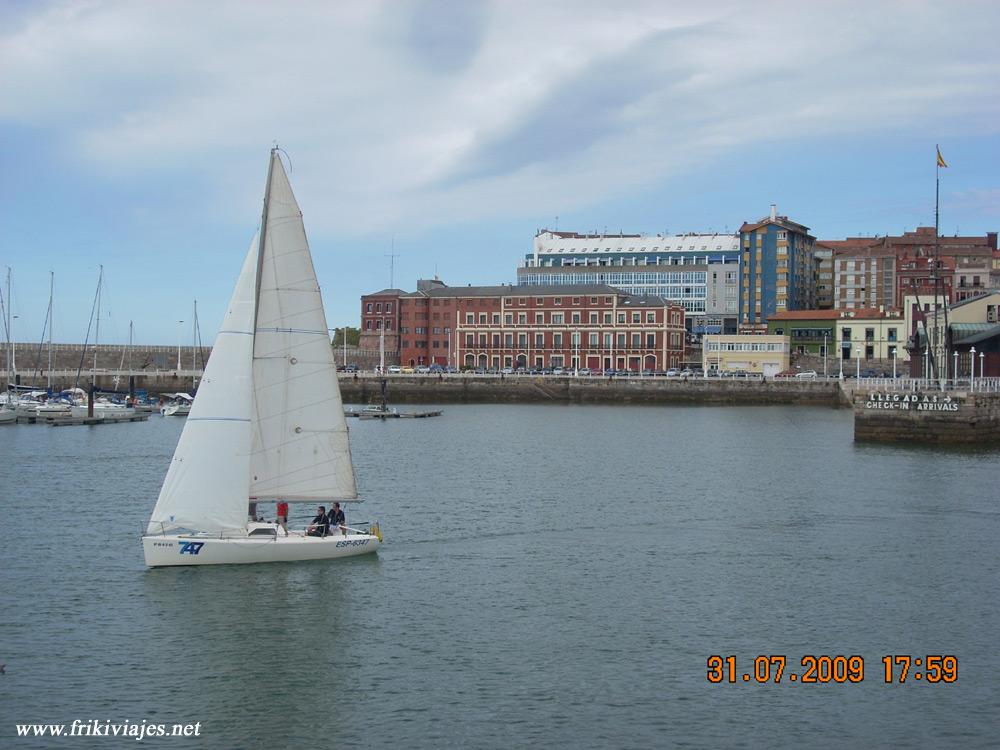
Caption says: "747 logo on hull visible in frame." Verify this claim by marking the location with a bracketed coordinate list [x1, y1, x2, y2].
[178, 542, 205, 555]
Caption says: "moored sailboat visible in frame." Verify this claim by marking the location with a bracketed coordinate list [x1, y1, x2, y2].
[142, 149, 381, 567]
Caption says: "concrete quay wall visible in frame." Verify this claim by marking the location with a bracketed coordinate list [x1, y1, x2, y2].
[854, 390, 1000, 444]
[339, 375, 842, 407]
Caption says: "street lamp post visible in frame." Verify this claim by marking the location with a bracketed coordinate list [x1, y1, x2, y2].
[953, 351, 958, 382]
[177, 320, 184, 371]
[823, 332, 828, 378]
[979, 351, 985, 385]
[892, 349, 898, 380]
[970, 346, 976, 391]
[855, 347, 861, 380]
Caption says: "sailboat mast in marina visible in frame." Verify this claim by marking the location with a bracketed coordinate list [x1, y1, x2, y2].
[142, 149, 381, 567]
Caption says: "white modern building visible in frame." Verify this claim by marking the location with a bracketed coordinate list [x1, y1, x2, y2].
[517, 229, 741, 335]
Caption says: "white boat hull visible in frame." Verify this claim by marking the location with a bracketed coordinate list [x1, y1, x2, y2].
[161, 403, 191, 417]
[142, 530, 380, 567]
[0, 409, 16, 424]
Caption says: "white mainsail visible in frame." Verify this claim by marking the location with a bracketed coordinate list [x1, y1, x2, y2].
[249, 152, 357, 503]
[146, 237, 258, 535]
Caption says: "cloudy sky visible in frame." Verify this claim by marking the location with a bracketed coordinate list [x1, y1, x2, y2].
[2, 0, 998, 344]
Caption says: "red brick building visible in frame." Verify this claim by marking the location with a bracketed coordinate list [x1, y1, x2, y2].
[360, 280, 685, 372]
[823, 228, 998, 309]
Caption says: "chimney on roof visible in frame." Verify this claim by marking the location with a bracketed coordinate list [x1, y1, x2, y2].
[770, 204, 777, 222]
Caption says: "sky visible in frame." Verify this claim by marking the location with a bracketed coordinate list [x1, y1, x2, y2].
[1, 0, 998, 345]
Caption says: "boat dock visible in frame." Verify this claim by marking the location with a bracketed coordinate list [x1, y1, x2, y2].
[345, 408, 443, 419]
[48, 413, 151, 426]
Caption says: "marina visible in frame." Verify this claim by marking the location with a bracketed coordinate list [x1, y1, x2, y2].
[2, 404, 998, 747]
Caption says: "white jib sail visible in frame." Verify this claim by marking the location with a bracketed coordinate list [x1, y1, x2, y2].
[146, 238, 258, 534]
[249, 152, 357, 502]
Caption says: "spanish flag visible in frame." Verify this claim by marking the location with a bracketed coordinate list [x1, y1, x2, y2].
[936, 146, 948, 168]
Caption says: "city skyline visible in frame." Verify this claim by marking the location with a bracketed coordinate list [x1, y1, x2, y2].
[2, 1, 998, 344]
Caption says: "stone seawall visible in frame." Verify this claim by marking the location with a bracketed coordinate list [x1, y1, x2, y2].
[339, 375, 842, 407]
[854, 390, 1000, 444]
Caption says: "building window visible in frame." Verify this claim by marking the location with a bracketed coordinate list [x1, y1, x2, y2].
[618, 313, 626, 324]
[466, 313, 474, 324]
[386, 303, 393, 313]
[646, 312, 655, 323]
[536, 313, 544, 324]
[518, 313, 527, 324]
[590, 297, 598, 304]
[552, 313, 564, 324]
[553, 333, 562, 347]
[365, 320, 372, 330]
[479, 314, 487, 325]
[589, 333, 599, 346]
[572, 297, 580, 305]
[632, 312, 640, 323]
[535, 333, 544, 347]
[589, 312, 598, 324]
[376, 302, 382, 313]
[366, 303, 373, 313]
[505, 313, 513, 325]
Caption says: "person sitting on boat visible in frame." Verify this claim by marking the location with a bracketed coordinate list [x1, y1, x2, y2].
[307, 506, 328, 537]
[328, 502, 346, 536]
[276, 500, 289, 537]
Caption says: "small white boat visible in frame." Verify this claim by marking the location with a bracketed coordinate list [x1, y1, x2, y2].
[0, 407, 16, 425]
[35, 400, 73, 417]
[159, 393, 193, 416]
[71, 399, 135, 419]
[142, 149, 381, 567]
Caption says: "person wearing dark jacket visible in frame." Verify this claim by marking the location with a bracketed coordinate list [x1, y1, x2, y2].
[328, 502, 346, 536]
[307, 506, 329, 537]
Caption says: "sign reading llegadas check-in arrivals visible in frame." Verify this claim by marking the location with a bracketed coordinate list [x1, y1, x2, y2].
[864, 392, 960, 412]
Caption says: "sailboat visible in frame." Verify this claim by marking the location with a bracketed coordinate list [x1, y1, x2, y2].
[142, 149, 382, 567]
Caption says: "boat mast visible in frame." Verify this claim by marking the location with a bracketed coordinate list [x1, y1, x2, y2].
[93, 264, 103, 387]
[192, 300, 198, 389]
[3, 267, 9, 390]
[74, 267, 103, 389]
[47, 271, 53, 390]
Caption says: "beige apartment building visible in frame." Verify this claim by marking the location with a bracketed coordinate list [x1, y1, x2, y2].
[702, 334, 790, 377]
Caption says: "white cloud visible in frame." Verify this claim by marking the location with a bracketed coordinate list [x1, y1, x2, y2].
[2, 0, 998, 236]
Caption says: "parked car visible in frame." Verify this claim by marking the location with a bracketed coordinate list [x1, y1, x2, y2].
[428, 364, 444, 373]
[552, 367, 564, 375]
[415, 365, 430, 373]
[680, 368, 693, 376]
[665, 368, 679, 377]
[501, 367, 514, 374]
[400, 366, 415, 374]
[774, 369, 798, 378]
[577, 368, 591, 376]
[387, 365, 401, 374]
[795, 370, 818, 379]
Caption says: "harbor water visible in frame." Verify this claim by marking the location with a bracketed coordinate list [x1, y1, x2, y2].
[1, 404, 998, 748]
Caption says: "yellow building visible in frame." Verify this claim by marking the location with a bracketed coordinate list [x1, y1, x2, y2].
[703, 335, 790, 376]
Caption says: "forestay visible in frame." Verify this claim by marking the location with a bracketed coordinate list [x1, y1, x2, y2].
[249, 152, 357, 503]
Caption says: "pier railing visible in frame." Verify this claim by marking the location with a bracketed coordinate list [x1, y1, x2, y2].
[849, 376, 1000, 393]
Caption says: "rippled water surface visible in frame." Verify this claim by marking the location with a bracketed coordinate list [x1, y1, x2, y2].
[2, 404, 999, 748]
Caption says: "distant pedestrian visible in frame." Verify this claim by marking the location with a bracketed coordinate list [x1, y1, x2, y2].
[276, 500, 289, 536]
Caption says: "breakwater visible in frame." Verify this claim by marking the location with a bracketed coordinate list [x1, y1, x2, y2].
[340, 374, 843, 407]
[854, 389, 1000, 444]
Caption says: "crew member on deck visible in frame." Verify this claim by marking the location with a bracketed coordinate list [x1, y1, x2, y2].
[307, 506, 328, 537]
[329, 502, 346, 536]
[276, 500, 289, 537]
